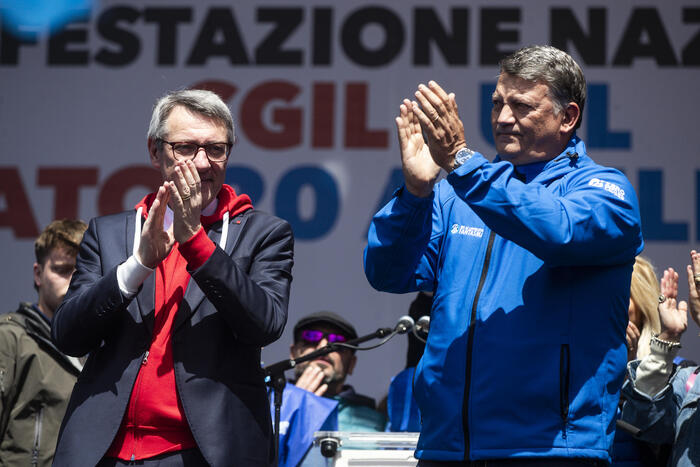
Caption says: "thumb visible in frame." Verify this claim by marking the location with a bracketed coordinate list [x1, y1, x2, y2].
[679, 300, 688, 314]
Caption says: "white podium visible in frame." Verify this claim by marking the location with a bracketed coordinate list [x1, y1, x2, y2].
[310, 431, 419, 466]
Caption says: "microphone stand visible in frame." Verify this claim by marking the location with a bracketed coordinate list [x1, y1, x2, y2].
[264, 327, 393, 466]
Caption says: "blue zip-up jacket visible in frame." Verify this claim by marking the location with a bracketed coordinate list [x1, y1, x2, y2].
[364, 136, 643, 462]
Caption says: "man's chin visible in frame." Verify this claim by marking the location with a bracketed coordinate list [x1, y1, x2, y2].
[322, 372, 341, 385]
[496, 146, 520, 160]
[201, 189, 214, 208]
[201, 183, 222, 207]
[311, 363, 337, 382]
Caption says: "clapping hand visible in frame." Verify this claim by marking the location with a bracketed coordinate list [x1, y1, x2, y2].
[136, 184, 174, 269]
[135, 159, 206, 269]
[686, 250, 700, 327]
[657, 268, 688, 342]
[168, 160, 203, 244]
[396, 99, 441, 198]
[412, 81, 467, 173]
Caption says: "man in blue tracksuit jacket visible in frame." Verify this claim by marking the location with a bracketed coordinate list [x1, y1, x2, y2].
[364, 46, 643, 466]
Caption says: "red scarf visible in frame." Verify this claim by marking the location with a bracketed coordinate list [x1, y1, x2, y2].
[106, 185, 252, 460]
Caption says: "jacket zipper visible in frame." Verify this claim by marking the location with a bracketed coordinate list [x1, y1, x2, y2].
[560, 343, 571, 438]
[130, 350, 150, 461]
[31, 406, 43, 467]
[462, 230, 496, 460]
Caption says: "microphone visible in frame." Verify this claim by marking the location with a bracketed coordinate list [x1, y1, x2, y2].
[395, 315, 415, 334]
[415, 316, 430, 335]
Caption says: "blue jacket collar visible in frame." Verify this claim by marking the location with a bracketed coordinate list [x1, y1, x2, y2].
[499, 135, 588, 184]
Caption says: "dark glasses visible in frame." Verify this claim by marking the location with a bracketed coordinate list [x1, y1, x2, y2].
[300, 329, 348, 344]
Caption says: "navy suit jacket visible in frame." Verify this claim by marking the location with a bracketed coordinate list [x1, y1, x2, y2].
[51, 208, 294, 466]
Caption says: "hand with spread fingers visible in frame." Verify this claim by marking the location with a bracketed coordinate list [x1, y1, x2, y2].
[657, 267, 688, 343]
[411, 80, 467, 173]
[136, 184, 175, 269]
[168, 159, 204, 244]
[395, 99, 441, 198]
[687, 249, 700, 326]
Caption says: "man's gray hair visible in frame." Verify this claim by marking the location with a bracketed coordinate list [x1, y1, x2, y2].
[500, 45, 586, 130]
[147, 89, 235, 144]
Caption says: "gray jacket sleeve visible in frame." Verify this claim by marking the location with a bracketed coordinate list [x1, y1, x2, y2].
[621, 359, 693, 445]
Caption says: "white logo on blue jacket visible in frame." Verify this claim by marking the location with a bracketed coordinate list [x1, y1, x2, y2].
[450, 224, 484, 238]
[588, 178, 625, 200]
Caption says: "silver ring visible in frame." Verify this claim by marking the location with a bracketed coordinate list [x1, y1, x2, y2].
[658, 294, 666, 303]
[694, 273, 700, 282]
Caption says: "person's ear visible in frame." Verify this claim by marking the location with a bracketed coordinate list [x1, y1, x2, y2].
[148, 138, 161, 169]
[289, 343, 299, 359]
[346, 354, 357, 375]
[560, 102, 580, 135]
[33, 262, 41, 289]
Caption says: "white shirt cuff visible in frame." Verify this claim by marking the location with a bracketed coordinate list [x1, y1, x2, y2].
[634, 337, 679, 398]
[117, 255, 153, 298]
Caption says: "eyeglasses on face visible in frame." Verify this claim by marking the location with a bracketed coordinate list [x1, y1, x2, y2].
[159, 139, 231, 162]
[300, 329, 348, 344]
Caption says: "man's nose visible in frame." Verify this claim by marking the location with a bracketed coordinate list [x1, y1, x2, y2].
[496, 104, 515, 125]
[316, 337, 329, 349]
[192, 147, 211, 168]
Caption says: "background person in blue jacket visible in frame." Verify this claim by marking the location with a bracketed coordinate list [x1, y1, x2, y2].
[290, 311, 386, 432]
[271, 312, 386, 466]
[364, 45, 644, 466]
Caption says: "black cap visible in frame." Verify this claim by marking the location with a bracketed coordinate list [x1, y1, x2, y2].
[293, 311, 358, 342]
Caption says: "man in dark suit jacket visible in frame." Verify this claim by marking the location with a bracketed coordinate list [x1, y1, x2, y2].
[51, 89, 294, 466]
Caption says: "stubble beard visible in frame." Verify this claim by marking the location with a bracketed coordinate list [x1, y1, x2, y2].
[294, 361, 339, 384]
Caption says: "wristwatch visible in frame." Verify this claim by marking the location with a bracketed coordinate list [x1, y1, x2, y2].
[453, 147, 475, 170]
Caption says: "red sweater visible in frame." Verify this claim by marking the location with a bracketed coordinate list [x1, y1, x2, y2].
[106, 185, 252, 460]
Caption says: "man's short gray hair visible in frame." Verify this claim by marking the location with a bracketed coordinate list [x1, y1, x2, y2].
[147, 89, 235, 145]
[500, 45, 586, 130]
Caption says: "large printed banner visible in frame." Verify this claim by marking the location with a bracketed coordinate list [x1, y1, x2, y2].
[2, 0, 699, 399]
